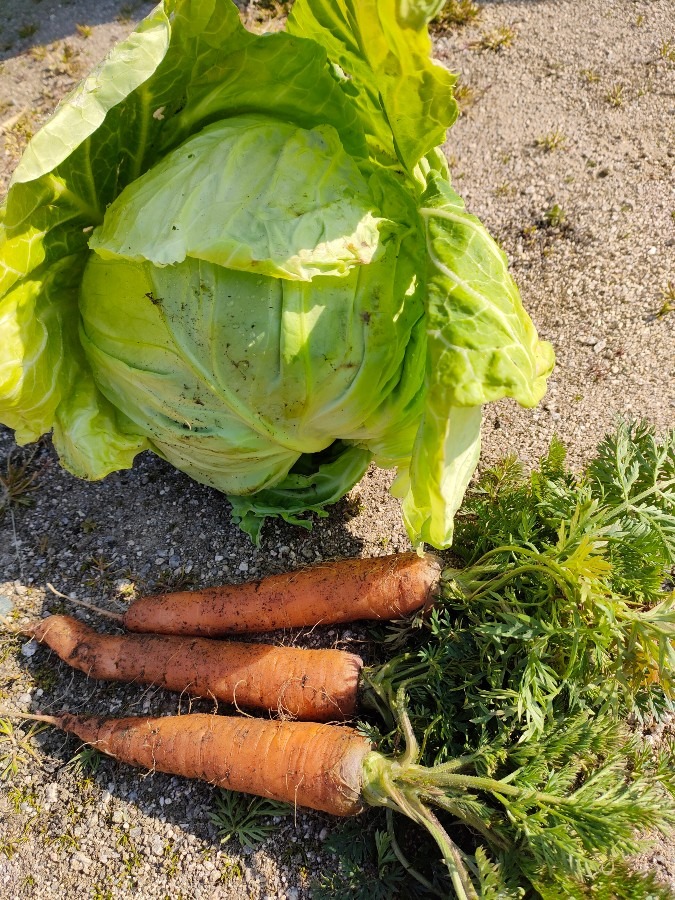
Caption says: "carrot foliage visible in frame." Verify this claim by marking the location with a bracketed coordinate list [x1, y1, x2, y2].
[356, 421, 675, 898]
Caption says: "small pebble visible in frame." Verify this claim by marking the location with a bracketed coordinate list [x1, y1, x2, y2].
[0, 594, 13, 617]
[21, 640, 38, 658]
[150, 834, 164, 857]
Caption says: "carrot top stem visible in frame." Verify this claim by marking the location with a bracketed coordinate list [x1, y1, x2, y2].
[384, 808, 446, 898]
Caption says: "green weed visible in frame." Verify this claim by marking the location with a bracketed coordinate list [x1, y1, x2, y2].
[433, 0, 481, 29]
[471, 24, 516, 52]
[209, 790, 291, 848]
[543, 203, 567, 228]
[580, 68, 600, 83]
[0, 451, 39, 516]
[535, 129, 566, 152]
[660, 40, 675, 63]
[0, 718, 47, 780]
[605, 82, 625, 107]
[18, 24, 39, 40]
[67, 744, 103, 776]
[453, 78, 477, 114]
[219, 858, 244, 883]
[657, 281, 675, 318]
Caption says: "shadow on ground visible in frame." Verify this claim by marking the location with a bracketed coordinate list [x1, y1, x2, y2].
[0, 0, 155, 60]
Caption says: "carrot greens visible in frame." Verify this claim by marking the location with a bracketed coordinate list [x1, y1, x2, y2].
[353, 421, 675, 897]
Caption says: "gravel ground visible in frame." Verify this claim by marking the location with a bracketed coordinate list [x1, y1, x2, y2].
[0, 1, 674, 898]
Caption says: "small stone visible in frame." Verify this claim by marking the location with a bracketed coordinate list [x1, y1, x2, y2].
[288, 889, 299, 900]
[150, 834, 165, 857]
[238, 561, 249, 572]
[593, 339, 607, 353]
[72, 851, 92, 873]
[21, 640, 38, 658]
[45, 783, 59, 804]
[647, 246, 657, 256]
[112, 809, 125, 824]
[17, 692, 32, 705]
[319, 827, 329, 841]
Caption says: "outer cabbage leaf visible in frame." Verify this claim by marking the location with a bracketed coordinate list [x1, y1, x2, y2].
[287, 0, 457, 172]
[0, 255, 80, 444]
[52, 380, 149, 479]
[396, 170, 555, 548]
[393, 404, 482, 548]
[419, 171, 555, 409]
[227, 443, 372, 545]
[90, 116, 384, 280]
[159, 31, 368, 162]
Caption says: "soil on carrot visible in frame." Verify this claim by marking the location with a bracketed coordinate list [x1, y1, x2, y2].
[1, 1, 674, 898]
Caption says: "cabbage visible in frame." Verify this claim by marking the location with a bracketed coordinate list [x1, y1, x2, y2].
[0, 0, 554, 547]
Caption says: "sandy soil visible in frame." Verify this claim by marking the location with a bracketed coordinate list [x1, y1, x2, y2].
[0, 1, 674, 897]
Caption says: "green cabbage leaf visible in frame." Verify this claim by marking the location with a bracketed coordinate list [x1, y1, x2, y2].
[0, 0, 553, 547]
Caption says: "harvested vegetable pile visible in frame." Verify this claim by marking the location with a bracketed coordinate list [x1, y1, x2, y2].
[1, 0, 673, 896]
[7, 421, 675, 898]
[0, 0, 553, 549]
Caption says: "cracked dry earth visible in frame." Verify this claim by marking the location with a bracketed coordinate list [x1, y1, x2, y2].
[0, 0, 674, 898]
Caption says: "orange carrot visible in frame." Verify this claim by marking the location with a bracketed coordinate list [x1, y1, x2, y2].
[29, 712, 371, 816]
[27, 615, 362, 721]
[124, 552, 442, 636]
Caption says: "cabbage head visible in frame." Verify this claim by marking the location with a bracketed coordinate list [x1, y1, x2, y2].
[0, 0, 554, 547]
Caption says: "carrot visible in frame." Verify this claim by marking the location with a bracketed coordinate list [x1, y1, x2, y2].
[122, 552, 442, 636]
[19, 704, 524, 897]
[28, 712, 371, 816]
[26, 615, 363, 721]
